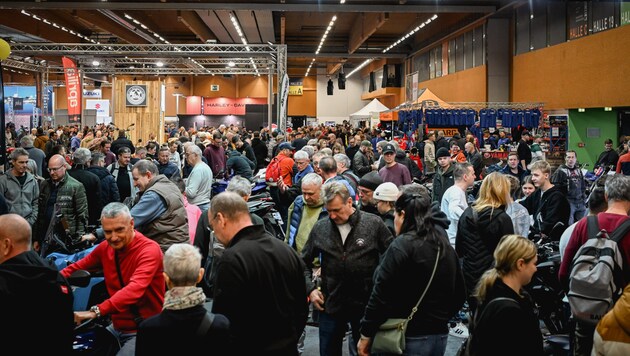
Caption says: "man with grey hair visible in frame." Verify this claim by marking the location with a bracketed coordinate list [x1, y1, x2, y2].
[0, 147, 39, 225]
[61, 202, 165, 356]
[334, 153, 359, 194]
[440, 162, 475, 247]
[185, 144, 213, 211]
[278, 150, 314, 204]
[286, 172, 328, 255]
[68, 148, 102, 226]
[210, 192, 308, 355]
[20, 135, 46, 176]
[226, 175, 265, 227]
[302, 181, 393, 355]
[135, 243, 230, 355]
[560, 174, 630, 355]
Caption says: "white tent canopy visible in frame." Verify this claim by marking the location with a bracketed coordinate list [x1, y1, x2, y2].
[349, 98, 390, 117]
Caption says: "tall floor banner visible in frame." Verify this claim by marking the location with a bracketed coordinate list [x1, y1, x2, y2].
[62, 57, 82, 123]
[279, 73, 289, 131]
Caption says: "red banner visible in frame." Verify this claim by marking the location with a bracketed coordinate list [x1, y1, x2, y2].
[62, 57, 81, 123]
[201, 97, 267, 115]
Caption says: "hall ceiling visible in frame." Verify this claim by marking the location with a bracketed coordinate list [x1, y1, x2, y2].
[0, 1, 512, 77]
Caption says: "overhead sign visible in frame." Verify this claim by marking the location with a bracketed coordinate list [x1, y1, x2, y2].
[83, 89, 102, 98]
[568, 1, 590, 40]
[125, 84, 147, 106]
[592, 1, 617, 34]
[86, 99, 110, 118]
[202, 97, 267, 115]
[288, 78, 303, 96]
[62, 56, 82, 123]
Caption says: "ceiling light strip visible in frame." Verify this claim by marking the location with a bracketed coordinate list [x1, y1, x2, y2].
[382, 14, 437, 53]
[346, 58, 374, 79]
[230, 13, 259, 75]
[124, 13, 170, 44]
[316, 15, 337, 55]
[20, 10, 96, 44]
[305, 58, 316, 77]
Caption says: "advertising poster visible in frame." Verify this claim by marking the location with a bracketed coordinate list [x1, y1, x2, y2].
[62, 56, 82, 123]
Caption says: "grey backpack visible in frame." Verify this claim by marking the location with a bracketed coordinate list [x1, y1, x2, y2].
[567, 216, 630, 325]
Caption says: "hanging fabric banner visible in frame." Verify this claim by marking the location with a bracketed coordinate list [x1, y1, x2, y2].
[62, 56, 82, 123]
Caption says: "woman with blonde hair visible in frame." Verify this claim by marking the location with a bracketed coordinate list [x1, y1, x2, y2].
[467, 234, 543, 356]
[455, 172, 514, 311]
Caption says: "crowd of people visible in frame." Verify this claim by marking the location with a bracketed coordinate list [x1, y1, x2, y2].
[1, 120, 630, 356]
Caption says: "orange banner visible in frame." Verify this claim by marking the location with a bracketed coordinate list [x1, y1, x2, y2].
[62, 57, 81, 123]
[201, 97, 267, 115]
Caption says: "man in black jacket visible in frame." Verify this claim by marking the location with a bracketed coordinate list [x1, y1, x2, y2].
[0, 214, 74, 354]
[521, 160, 570, 240]
[210, 192, 308, 355]
[251, 131, 269, 171]
[302, 181, 393, 356]
[111, 129, 136, 156]
[68, 148, 103, 226]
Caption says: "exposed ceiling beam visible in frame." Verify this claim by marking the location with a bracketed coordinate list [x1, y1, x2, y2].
[255, 10, 275, 44]
[280, 15, 286, 45]
[195, 10, 232, 43]
[177, 10, 215, 43]
[75, 10, 149, 44]
[0, 10, 80, 43]
[289, 52, 405, 59]
[348, 12, 388, 54]
[235, 10, 261, 44]
[327, 60, 347, 76]
[0, 3, 496, 13]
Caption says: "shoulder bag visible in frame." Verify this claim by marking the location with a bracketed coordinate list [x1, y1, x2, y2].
[371, 246, 441, 355]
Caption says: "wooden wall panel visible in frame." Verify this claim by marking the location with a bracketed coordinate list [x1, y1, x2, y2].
[113, 79, 164, 145]
[417, 65, 487, 103]
[513, 25, 630, 109]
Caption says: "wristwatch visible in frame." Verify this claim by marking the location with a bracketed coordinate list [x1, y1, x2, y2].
[90, 305, 101, 318]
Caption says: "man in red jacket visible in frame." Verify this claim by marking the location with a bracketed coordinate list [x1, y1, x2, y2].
[559, 174, 630, 356]
[62, 202, 164, 356]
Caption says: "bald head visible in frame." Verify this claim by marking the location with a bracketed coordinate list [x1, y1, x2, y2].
[0, 214, 32, 264]
[49, 154, 66, 167]
[47, 154, 68, 182]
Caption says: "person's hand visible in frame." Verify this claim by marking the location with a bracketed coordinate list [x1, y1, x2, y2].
[309, 289, 325, 311]
[74, 310, 97, 325]
[81, 233, 97, 242]
[32, 241, 40, 252]
[357, 337, 371, 356]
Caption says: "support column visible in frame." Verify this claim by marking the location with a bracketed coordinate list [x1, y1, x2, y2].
[486, 18, 510, 102]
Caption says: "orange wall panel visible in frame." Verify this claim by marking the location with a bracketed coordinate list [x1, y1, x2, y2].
[287, 76, 317, 116]
[238, 76, 269, 98]
[512, 25, 630, 109]
[417, 65, 487, 103]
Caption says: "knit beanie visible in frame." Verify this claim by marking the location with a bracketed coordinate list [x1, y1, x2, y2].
[436, 147, 450, 159]
[358, 171, 383, 191]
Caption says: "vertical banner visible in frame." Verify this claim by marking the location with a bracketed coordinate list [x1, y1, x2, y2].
[62, 57, 82, 123]
[279, 73, 289, 131]
[621, 1, 630, 26]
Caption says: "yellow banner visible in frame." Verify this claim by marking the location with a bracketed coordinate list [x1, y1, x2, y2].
[288, 85, 303, 95]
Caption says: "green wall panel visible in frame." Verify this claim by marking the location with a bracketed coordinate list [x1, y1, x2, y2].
[568, 109, 617, 168]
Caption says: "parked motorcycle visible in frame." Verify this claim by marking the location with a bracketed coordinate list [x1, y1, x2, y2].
[247, 199, 286, 241]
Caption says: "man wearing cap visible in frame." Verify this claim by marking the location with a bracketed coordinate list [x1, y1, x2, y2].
[357, 171, 382, 216]
[517, 131, 533, 170]
[352, 140, 374, 178]
[432, 147, 455, 203]
[373, 182, 399, 237]
[378, 143, 412, 187]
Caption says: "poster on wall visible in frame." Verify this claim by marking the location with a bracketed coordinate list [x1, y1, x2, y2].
[568, 1, 590, 40]
[405, 72, 420, 103]
[201, 97, 267, 115]
[279, 73, 289, 131]
[621, 1, 630, 26]
[591, 1, 617, 34]
[288, 78, 303, 95]
[125, 84, 147, 106]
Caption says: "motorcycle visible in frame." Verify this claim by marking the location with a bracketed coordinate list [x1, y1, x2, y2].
[585, 164, 615, 205]
[247, 199, 286, 241]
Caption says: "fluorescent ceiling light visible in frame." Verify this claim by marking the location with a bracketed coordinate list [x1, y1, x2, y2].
[383, 14, 438, 53]
[347, 58, 374, 79]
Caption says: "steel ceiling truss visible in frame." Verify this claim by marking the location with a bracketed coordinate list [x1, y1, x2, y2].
[8, 43, 286, 75]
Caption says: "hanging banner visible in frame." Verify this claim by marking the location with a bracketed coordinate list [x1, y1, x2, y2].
[279, 73, 289, 130]
[591, 1, 617, 34]
[62, 56, 82, 123]
[621, 1, 630, 26]
[201, 97, 267, 115]
[568, 1, 590, 40]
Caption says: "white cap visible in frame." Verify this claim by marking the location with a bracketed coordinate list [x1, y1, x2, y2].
[373, 182, 400, 202]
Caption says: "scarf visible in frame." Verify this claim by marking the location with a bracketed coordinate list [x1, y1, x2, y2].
[163, 286, 206, 310]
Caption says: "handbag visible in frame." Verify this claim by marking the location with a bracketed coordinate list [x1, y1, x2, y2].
[371, 246, 441, 355]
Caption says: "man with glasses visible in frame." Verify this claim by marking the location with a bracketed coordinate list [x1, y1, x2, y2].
[278, 150, 314, 203]
[203, 131, 226, 176]
[33, 154, 88, 252]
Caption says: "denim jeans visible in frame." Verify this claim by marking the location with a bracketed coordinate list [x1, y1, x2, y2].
[106, 325, 137, 356]
[373, 333, 448, 356]
[318, 312, 360, 356]
[568, 200, 586, 226]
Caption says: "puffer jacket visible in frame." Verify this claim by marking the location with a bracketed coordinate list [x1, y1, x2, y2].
[301, 208, 394, 318]
[285, 196, 328, 254]
[87, 166, 121, 207]
[0, 171, 39, 225]
[455, 205, 514, 295]
[593, 283, 630, 355]
[33, 173, 88, 244]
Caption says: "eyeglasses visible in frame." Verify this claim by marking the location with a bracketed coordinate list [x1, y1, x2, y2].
[47, 166, 64, 172]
